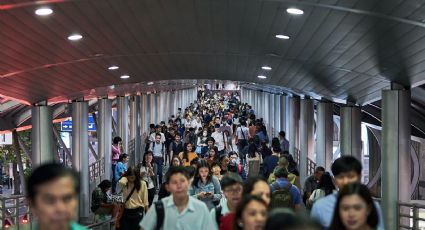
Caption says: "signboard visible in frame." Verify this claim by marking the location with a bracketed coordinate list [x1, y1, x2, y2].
[61, 115, 97, 132]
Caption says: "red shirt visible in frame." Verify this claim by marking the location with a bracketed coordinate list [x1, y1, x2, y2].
[220, 213, 235, 230]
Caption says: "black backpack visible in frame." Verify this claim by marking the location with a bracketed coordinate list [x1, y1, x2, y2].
[155, 201, 165, 230]
[270, 182, 294, 210]
[215, 205, 223, 226]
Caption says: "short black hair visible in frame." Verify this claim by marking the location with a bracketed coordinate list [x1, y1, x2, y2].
[165, 166, 190, 182]
[113, 136, 122, 144]
[315, 166, 325, 173]
[274, 167, 288, 179]
[220, 172, 243, 190]
[98, 180, 112, 191]
[279, 131, 286, 137]
[27, 163, 79, 202]
[331, 156, 362, 176]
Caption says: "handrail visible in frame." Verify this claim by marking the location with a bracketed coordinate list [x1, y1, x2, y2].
[86, 218, 115, 229]
[398, 201, 425, 229]
[89, 158, 105, 182]
[307, 157, 317, 176]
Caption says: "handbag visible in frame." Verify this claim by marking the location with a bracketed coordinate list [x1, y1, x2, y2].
[116, 185, 137, 229]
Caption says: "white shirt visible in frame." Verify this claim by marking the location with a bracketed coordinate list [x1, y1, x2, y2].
[235, 126, 249, 140]
[211, 131, 225, 151]
[149, 132, 166, 143]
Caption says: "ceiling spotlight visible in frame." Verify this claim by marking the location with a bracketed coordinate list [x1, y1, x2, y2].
[275, 34, 290, 40]
[35, 7, 53, 16]
[67, 34, 83, 41]
[257, 75, 267, 79]
[286, 8, 304, 15]
[120, 75, 130, 79]
[262, 66, 272, 70]
[147, 82, 154, 85]
[108, 66, 119, 70]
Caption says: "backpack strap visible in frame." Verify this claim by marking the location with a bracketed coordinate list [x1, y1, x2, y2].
[215, 205, 223, 226]
[155, 201, 165, 230]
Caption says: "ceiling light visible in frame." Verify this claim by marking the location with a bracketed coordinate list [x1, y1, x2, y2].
[35, 7, 53, 16]
[67, 34, 83, 41]
[108, 66, 119, 70]
[257, 75, 267, 79]
[262, 66, 272, 70]
[286, 8, 304, 15]
[275, 34, 290, 40]
[147, 82, 154, 85]
[120, 75, 130, 79]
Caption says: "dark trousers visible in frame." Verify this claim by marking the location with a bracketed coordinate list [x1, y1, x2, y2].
[119, 207, 144, 230]
[111, 164, 116, 193]
[148, 187, 155, 207]
[154, 157, 164, 185]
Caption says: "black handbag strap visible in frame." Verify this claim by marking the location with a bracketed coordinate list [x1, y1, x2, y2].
[240, 127, 246, 140]
[124, 185, 137, 204]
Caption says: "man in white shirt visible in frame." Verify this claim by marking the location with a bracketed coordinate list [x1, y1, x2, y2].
[149, 125, 165, 143]
[211, 124, 225, 156]
[235, 120, 250, 163]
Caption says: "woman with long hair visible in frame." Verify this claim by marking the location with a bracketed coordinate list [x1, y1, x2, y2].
[307, 172, 336, 208]
[234, 195, 268, 230]
[246, 144, 262, 177]
[205, 146, 219, 167]
[118, 167, 148, 230]
[189, 159, 222, 209]
[329, 183, 379, 230]
[178, 142, 198, 166]
[139, 151, 156, 207]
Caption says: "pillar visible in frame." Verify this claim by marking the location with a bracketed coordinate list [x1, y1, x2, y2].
[289, 97, 300, 156]
[117, 96, 129, 153]
[98, 98, 112, 180]
[31, 105, 55, 166]
[316, 102, 334, 170]
[71, 101, 89, 223]
[300, 98, 314, 181]
[340, 106, 362, 160]
[274, 94, 281, 136]
[381, 88, 411, 230]
[129, 95, 141, 166]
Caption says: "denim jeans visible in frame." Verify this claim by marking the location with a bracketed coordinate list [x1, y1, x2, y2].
[154, 157, 164, 185]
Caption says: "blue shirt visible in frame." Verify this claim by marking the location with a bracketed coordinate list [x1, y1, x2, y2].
[310, 193, 384, 229]
[270, 178, 301, 205]
[140, 195, 214, 230]
[189, 176, 222, 210]
[114, 162, 127, 180]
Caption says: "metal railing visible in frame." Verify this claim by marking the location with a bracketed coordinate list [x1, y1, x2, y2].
[86, 218, 115, 230]
[399, 201, 425, 229]
[89, 158, 105, 182]
[294, 148, 300, 168]
[307, 157, 317, 176]
[0, 195, 31, 229]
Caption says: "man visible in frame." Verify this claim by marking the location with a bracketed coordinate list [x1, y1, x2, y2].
[262, 146, 281, 179]
[278, 131, 289, 152]
[169, 133, 183, 163]
[140, 166, 213, 230]
[235, 120, 250, 162]
[149, 125, 166, 143]
[270, 167, 302, 211]
[303, 166, 325, 206]
[211, 124, 225, 156]
[268, 157, 301, 190]
[27, 163, 86, 230]
[150, 133, 165, 185]
[210, 172, 243, 230]
[310, 156, 384, 229]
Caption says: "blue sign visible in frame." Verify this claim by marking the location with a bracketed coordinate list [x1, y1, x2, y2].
[61, 115, 97, 132]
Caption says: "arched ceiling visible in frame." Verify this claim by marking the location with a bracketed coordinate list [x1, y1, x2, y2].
[1, 0, 425, 105]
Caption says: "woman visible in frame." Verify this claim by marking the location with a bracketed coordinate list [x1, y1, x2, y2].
[246, 144, 262, 177]
[205, 146, 219, 167]
[234, 195, 268, 230]
[170, 155, 182, 167]
[189, 160, 222, 209]
[197, 129, 209, 157]
[178, 142, 198, 166]
[307, 172, 336, 209]
[243, 176, 271, 206]
[223, 129, 233, 153]
[219, 154, 230, 175]
[329, 183, 379, 230]
[115, 153, 129, 192]
[139, 151, 156, 207]
[118, 167, 148, 230]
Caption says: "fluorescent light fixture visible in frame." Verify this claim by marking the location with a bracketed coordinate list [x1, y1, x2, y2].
[108, 66, 119, 70]
[120, 75, 130, 79]
[147, 82, 154, 85]
[286, 8, 304, 15]
[67, 34, 83, 41]
[262, 66, 272, 70]
[257, 75, 267, 79]
[275, 34, 290, 40]
[35, 7, 53, 16]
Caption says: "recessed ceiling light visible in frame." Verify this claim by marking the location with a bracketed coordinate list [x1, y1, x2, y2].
[275, 34, 290, 40]
[147, 82, 154, 85]
[67, 34, 83, 41]
[120, 75, 130, 79]
[35, 7, 53, 16]
[262, 66, 272, 70]
[108, 66, 119, 70]
[258, 75, 267, 79]
[286, 8, 304, 15]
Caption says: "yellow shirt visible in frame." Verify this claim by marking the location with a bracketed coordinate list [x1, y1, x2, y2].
[119, 177, 149, 209]
[178, 151, 198, 166]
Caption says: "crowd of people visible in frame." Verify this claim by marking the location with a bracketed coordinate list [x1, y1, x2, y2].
[26, 90, 385, 230]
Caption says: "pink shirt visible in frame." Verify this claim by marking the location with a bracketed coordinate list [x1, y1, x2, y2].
[111, 144, 121, 165]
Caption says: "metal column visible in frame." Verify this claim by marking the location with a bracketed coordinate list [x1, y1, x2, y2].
[71, 101, 89, 223]
[98, 98, 112, 180]
[117, 96, 129, 153]
[381, 89, 411, 230]
[340, 106, 362, 160]
[316, 102, 334, 170]
[274, 94, 281, 135]
[31, 105, 55, 166]
[289, 97, 300, 156]
[300, 98, 314, 181]
[129, 95, 141, 166]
